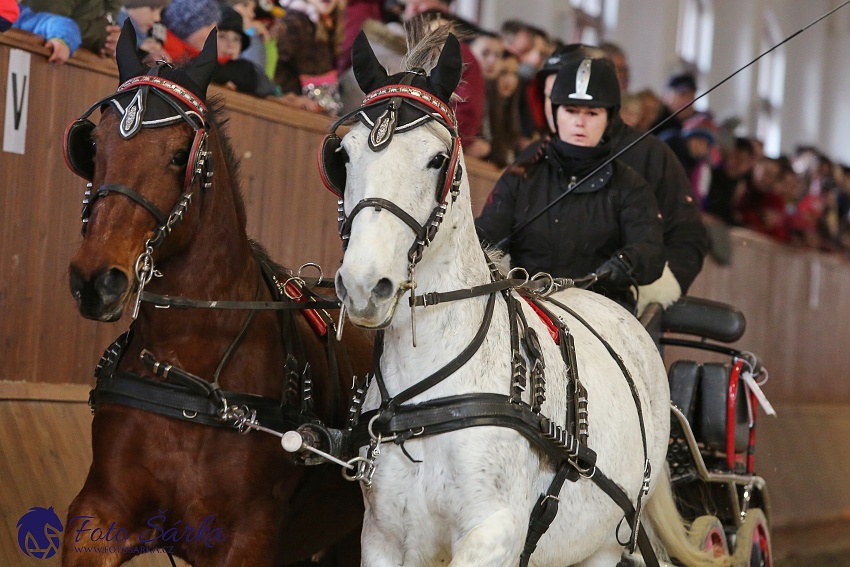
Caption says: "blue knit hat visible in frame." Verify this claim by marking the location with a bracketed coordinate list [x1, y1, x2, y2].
[162, 0, 221, 41]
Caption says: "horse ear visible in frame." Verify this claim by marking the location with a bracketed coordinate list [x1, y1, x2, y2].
[352, 30, 388, 94]
[430, 33, 463, 101]
[116, 19, 146, 83]
[184, 28, 218, 98]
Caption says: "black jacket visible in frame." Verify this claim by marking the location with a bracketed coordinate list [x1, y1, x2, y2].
[476, 140, 664, 307]
[608, 118, 708, 292]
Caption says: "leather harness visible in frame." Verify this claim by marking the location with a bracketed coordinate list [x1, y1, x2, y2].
[336, 260, 659, 567]
[322, 77, 662, 566]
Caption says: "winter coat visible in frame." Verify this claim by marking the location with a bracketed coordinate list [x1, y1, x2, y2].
[272, 7, 339, 95]
[13, 6, 82, 54]
[476, 140, 664, 308]
[21, 0, 120, 53]
[607, 117, 708, 293]
[0, 0, 20, 32]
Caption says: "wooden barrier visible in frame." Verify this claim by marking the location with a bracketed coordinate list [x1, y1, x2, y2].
[666, 228, 850, 405]
[1, 31, 849, 405]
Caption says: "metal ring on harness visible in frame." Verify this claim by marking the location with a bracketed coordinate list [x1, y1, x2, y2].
[297, 262, 324, 285]
[282, 277, 306, 300]
[530, 272, 556, 296]
[506, 267, 530, 286]
[367, 413, 398, 443]
[342, 456, 374, 482]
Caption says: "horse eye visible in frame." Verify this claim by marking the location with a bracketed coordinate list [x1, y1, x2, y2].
[428, 154, 447, 169]
[90, 139, 97, 156]
[171, 150, 190, 167]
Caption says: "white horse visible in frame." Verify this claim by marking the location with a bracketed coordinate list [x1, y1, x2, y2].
[326, 30, 729, 567]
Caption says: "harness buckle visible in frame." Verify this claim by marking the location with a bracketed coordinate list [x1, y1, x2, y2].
[342, 455, 377, 487]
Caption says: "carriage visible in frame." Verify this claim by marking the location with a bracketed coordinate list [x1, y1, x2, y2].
[643, 298, 773, 566]
[60, 20, 775, 567]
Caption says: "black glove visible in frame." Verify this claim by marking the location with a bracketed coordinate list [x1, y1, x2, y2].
[595, 255, 634, 289]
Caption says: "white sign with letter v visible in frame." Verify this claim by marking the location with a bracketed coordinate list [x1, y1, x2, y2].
[4, 49, 31, 155]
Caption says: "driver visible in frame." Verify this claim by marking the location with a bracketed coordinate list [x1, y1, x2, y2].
[475, 55, 664, 313]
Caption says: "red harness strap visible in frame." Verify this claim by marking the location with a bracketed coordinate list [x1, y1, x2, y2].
[522, 296, 560, 344]
[284, 282, 329, 337]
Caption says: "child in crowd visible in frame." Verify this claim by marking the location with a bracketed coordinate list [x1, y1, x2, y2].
[272, 0, 343, 114]
[160, 0, 218, 62]
[469, 30, 502, 81]
[484, 50, 522, 166]
[220, 0, 272, 77]
[13, 2, 82, 64]
[212, 6, 275, 97]
[20, 0, 121, 57]
[116, 0, 170, 61]
[471, 30, 521, 167]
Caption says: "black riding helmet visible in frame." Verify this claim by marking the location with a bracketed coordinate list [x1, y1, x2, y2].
[550, 56, 620, 109]
[536, 44, 605, 84]
[549, 56, 620, 139]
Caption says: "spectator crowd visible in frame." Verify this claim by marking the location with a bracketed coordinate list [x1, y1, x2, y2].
[2, 0, 849, 260]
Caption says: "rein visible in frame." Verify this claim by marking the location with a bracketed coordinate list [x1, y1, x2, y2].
[139, 277, 341, 311]
[88, 259, 336, 433]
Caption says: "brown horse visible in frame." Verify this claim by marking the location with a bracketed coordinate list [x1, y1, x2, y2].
[63, 25, 369, 567]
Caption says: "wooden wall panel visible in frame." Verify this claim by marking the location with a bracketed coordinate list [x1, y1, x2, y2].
[678, 230, 850, 404]
[0, 383, 186, 566]
[2, 33, 849, 404]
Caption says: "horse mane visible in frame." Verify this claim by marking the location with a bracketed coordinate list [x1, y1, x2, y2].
[205, 95, 249, 229]
[401, 17, 466, 103]
[204, 97, 294, 279]
[483, 245, 510, 276]
[402, 19, 451, 72]
[249, 239, 291, 279]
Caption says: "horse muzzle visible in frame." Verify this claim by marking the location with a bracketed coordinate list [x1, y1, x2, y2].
[69, 264, 131, 322]
[335, 271, 401, 329]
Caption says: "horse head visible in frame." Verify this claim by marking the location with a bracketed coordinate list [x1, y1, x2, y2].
[326, 30, 470, 328]
[67, 21, 231, 321]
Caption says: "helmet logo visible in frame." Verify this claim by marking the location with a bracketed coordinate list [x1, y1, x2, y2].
[569, 58, 594, 100]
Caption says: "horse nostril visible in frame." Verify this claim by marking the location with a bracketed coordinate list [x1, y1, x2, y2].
[95, 268, 129, 303]
[69, 265, 85, 302]
[372, 278, 395, 300]
[335, 273, 348, 301]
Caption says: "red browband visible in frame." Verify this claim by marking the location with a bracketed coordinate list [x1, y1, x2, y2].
[117, 76, 208, 116]
[361, 85, 458, 133]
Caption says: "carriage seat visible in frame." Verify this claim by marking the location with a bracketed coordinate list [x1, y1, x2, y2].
[662, 297, 746, 343]
[668, 360, 749, 454]
[664, 297, 751, 458]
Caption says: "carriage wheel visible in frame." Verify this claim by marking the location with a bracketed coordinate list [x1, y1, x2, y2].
[731, 509, 772, 567]
[688, 515, 729, 557]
